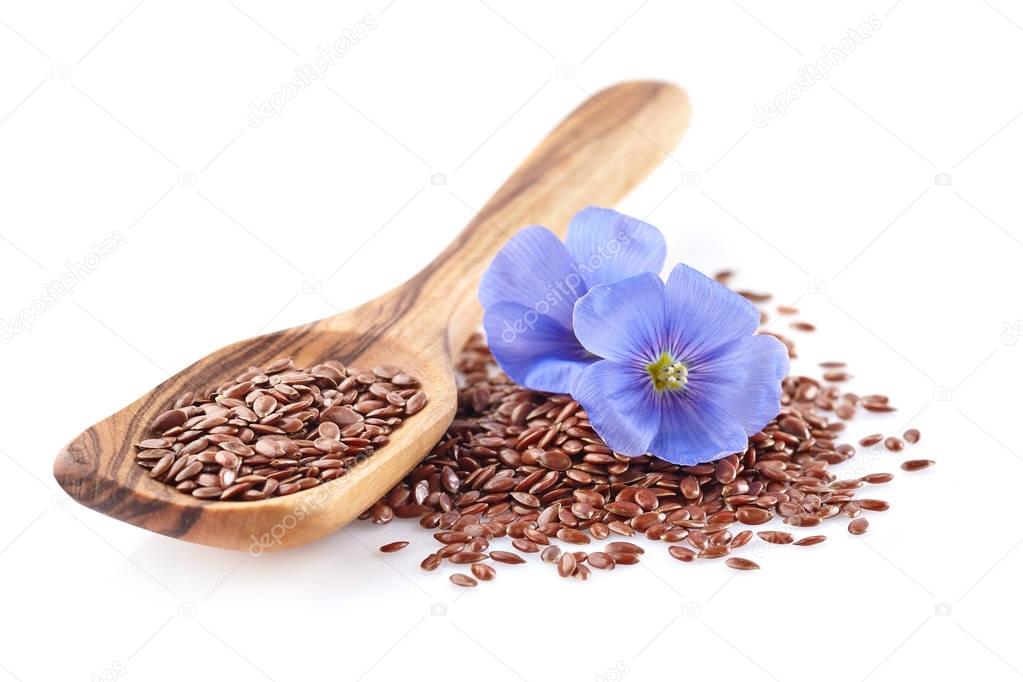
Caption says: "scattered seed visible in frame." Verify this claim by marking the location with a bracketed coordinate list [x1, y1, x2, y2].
[557, 552, 577, 577]
[725, 557, 760, 571]
[356, 326, 922, 583]
[848, 518, 869, 535]
[489, 551, 526, 565]
[859, 434, 884, 447]
[540, 546, 561, 563]
[903, 428, 920, 444]
[668, 546, 696, 562]
[449, 573, 477, 587]
[793, 535, 827, 546]
[901, 459, 935, 472]
[471, 564, 496, 581]
[379, 541, 408, 553]
[757, 531, 794, 545]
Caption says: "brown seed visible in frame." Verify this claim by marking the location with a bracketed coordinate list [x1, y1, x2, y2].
[587, 552, 615, 570]
[699, 545, 730, 559]
[556, 528, 590, 545]
[736, 507, 772, 525]
[730, 530, 753, 548]
[668, 546, 696, 562]
[858, 499, 890, 512]
[511, 538, 539, 553]
[901, 459, 935, 472]
[903, 428, 920, 444]
[757, 531, 794, 545]
[605, 541, 644, 555]
[538, 450, 571, 471]
[725, 557, 760, 571]
[449, 551, 488, 564]
[434, 531, 471, 544]
[793, 535, 827, 546]
[884, 436, 904, 452]
[471, 563, 496, 581]
[421, 554, 441, 571]
[848, 518, 869, 535]
[449, 573, 477, 587]
[350, 331, 922, 586]
[137, 358, 425, 501]
[405, 391, 428, 415]
[540, 546, 561, 563]
[859, 434, 884, 447]
[380, 541, 409, 553]
[489, 551, 526, 565]
[557, 552, 577, 577]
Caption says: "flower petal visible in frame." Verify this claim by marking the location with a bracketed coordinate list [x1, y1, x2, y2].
[572, 272, 666, 364]
[565, 207, 667, 288]
[663, 262, 761, 362]
[646, 390, 750, 464]
[478, 226, 583, 329]
[647, 334, 789, 464]
[687, 333, 789, 434]
[483, 302, 593, 393]
[572, 360, 660, 455]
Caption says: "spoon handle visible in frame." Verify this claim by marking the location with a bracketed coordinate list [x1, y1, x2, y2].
[397, 81, 691, 350]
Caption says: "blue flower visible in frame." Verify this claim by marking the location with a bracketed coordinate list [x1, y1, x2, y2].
[479, 207, 666, 393]
[570, 263, 789, 464]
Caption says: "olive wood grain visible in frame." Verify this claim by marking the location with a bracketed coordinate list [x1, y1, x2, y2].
[53, 80, 691, 551]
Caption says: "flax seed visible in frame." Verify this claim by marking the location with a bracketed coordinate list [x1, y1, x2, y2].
[725, 557, 760, 571]
[449, 573, 477, 587]
[136, 358, 424, 500]
[358, 330, 923, 585]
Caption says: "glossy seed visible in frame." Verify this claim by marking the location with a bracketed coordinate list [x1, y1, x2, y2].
[793, 535, 827, 546]
[725, 557, 760, 571]
[471, 563, 496, 581]
[901, 459, 935, 472]
[489, 551, 526, 565]
[449, 573, 477, 587]
[557, 552, 577, 577]
[380, 541, 409, 553]
[848, 518, 869, 535]
[668, 546, 696, 562]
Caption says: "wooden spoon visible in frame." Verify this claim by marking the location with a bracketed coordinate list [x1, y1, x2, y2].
[53, 81, 691, 551]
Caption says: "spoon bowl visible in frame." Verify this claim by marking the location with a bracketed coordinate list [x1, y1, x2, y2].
[54, 81, 691, 551]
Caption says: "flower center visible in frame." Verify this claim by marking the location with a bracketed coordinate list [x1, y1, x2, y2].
[646, 352, 688, 392]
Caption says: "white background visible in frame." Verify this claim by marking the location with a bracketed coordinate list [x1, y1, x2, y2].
[1, 1, 1021, 680]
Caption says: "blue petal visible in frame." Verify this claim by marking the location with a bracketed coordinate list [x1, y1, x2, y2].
[572, 360, 660, 455]
[687, 333, 789, 434]
[565, 207, 667, 288]
[648, 334, 789, 464]
[572, 273, 667, 364]
[478, 226, 583, 330]
[483, 302, 593, 393]
[646, 390, 750, 464]
[663, 262, 761, 362]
